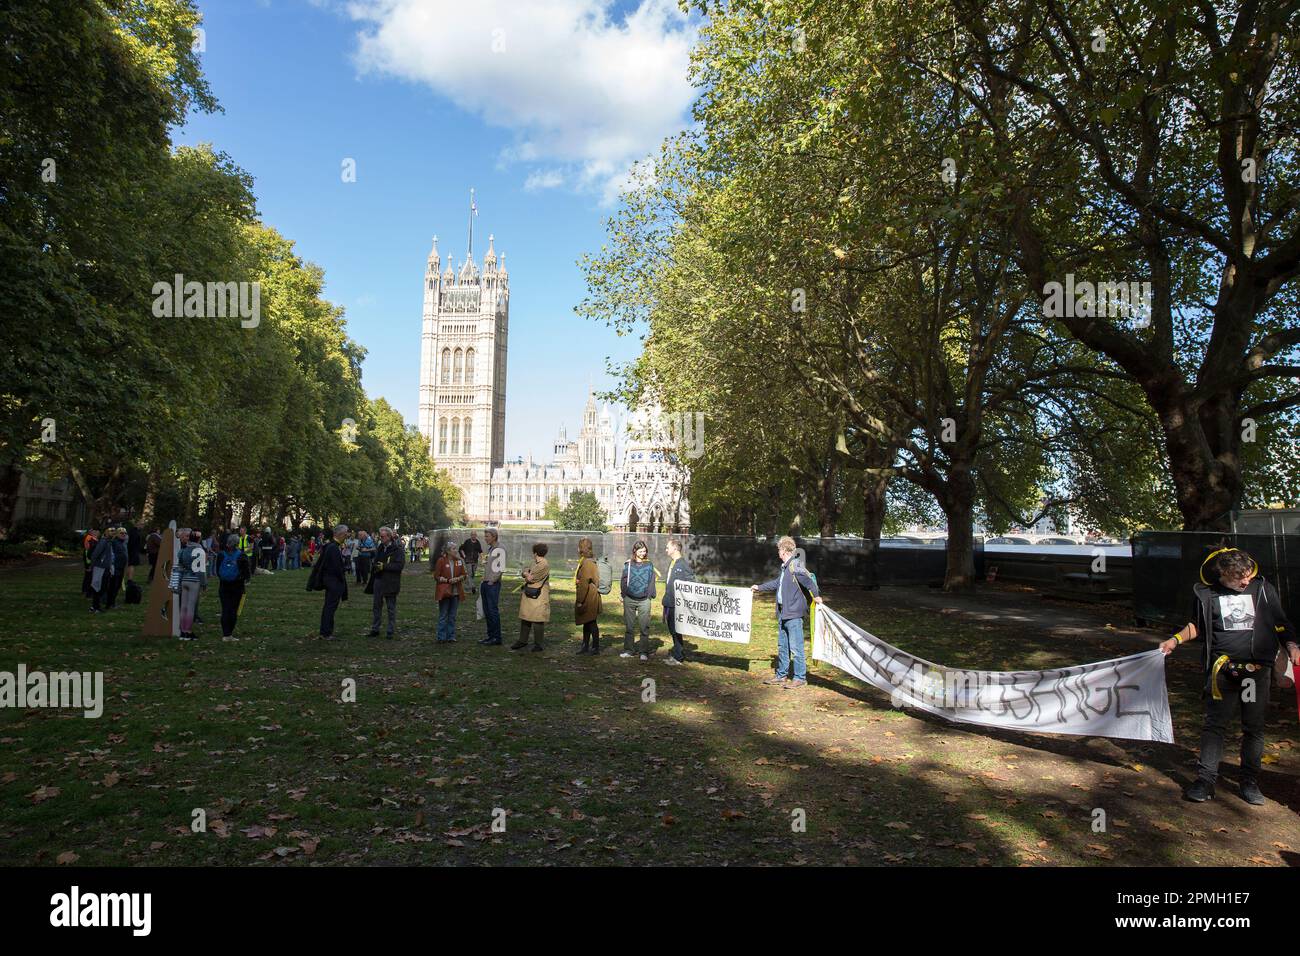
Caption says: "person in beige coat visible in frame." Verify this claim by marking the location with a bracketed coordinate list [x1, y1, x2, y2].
[513, 542, 551, 652]
[574, 537, 602, 655]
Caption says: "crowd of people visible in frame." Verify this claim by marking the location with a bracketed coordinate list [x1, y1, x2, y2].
[73, 517, 1300, 807]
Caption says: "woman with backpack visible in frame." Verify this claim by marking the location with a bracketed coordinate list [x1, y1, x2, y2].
[620, 541, 656, 661]
[215, 533, 252, 641]
[574, 537, 602, 654]
[513, 542, 551, 652]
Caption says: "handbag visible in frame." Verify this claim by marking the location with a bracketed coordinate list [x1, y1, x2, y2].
[475, 591, 484, 620]
[523, 583, 542, 599]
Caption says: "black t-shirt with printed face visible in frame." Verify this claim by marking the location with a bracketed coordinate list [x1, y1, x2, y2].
[1206, 579, 1263, 662]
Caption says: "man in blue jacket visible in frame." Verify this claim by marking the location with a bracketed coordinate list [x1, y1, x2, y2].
[753, 536, 822, 689]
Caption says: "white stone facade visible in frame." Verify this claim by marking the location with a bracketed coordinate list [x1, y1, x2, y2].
[416, 214, 508, 521]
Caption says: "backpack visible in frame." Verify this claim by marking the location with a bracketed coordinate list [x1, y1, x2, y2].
[124, 580, 142, 605]
[596, 556, 613, 595]
[217, 550, 241, 583]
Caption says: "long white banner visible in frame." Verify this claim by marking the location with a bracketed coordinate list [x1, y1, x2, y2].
[812, 604, 1174, 743]
[673, 581, 752, 643]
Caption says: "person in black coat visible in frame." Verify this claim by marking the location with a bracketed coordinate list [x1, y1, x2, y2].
[308, 524, 349, 639]
[367, 527, 405, 639]
[106, 528, 129, 609]
[214, 534, 253, 640]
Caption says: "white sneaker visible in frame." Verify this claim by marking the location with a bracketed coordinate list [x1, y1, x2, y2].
[664, 656, 682, 666]
[619, 652, 634, 658]
[639, 654, 648, 661]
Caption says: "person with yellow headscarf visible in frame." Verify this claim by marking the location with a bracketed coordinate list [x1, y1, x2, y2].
[1161, 547, 1300, 806]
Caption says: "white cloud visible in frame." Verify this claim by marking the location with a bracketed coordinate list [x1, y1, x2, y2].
[523, 168, 566, 191]
[347, 0, 697, 203]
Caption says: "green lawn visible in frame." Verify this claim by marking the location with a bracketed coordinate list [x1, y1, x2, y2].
[0, 560, 1296, 866]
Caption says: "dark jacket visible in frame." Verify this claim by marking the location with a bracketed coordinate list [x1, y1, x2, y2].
[311, 539, 348, 597]
[110, 538, 128, 576]
[89, 537, 115, 572]
[372, 540, 406, 594]
[1191, 576, 1295, 669]
[662, 556, 695, 609]
[755, 558, 819, 621]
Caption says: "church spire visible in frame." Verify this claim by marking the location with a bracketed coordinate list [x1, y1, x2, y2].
[466, 187, 478, 262]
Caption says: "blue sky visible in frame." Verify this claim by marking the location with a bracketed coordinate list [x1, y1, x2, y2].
[176, 0, 698, 460]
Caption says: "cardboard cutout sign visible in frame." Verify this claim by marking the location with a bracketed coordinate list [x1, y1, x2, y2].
[142, 522, 179, 638]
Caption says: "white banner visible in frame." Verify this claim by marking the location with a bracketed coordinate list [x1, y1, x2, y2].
[813, 604, 1174, 743]
[673, 581, 752, 644]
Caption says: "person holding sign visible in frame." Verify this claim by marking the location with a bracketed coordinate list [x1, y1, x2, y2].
[662, 537, 694, 665]
[1161, 547, 1300, 806]
[620, 541, 656, 661]
[574, 537, 602, 655]
[752, 536, 822, 689]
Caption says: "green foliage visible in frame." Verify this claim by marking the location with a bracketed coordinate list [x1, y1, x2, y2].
[557, 492, 609, 533]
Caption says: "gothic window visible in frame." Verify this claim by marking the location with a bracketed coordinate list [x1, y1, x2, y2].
[465, 348, 475, 385]
[451, 418, 460, 455]
[453, 348, 463, 384]
[463, 420, 472, 456]
[440, 348, 451, 385]
[438, 418, 448, 455]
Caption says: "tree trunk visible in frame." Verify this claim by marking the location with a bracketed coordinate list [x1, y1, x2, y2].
[862, 472, 889, 542]
[139, 467, 159, 527]
[941, 470, 977, 591]
[817, 456, 840, 538]
[0, 463, 22, 536]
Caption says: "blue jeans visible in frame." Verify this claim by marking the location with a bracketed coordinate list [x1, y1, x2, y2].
[480, 580, 502, 643]
[776, 617, 806, 680]
[437, 596, 460, 642]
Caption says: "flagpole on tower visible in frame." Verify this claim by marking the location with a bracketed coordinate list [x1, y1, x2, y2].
[467, 187, 477, 261]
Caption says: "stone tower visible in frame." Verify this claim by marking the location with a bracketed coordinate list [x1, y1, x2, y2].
[417, 190, 508, 520]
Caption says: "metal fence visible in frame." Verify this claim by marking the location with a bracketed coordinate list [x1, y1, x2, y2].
[428, 528, 981, 588]
[1132, 531, 1300, 627]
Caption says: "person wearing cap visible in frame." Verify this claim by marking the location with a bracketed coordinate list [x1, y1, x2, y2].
[1161, 547, 1300, 806]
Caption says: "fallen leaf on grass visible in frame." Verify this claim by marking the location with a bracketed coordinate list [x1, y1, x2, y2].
[56, 851, 78, 865]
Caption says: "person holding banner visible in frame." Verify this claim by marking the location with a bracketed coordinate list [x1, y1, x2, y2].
[575, 537, 602, 654]
[1161, 547, 1300, 806]
[662, 537, 695, 665]
[620, 541, 656, 661]
[753, 536, 821, 689]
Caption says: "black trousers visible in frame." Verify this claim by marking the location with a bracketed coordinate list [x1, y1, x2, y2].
[219, 583, 243, 637]
[372, 585, 397, 635]
[664, 606, 685, 660]
[106, 571, 124, 608]
[320, 587, 344, 637]
[1197, 669, 1272, 784]
[581, 620, 600, 649]
[356, 555, 371, 584]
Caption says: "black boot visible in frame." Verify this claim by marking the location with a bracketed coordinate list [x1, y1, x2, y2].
[1239, 779, 1265, 805]
[577, 644, 589, 654]
[1184, 778, 1215, 802]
